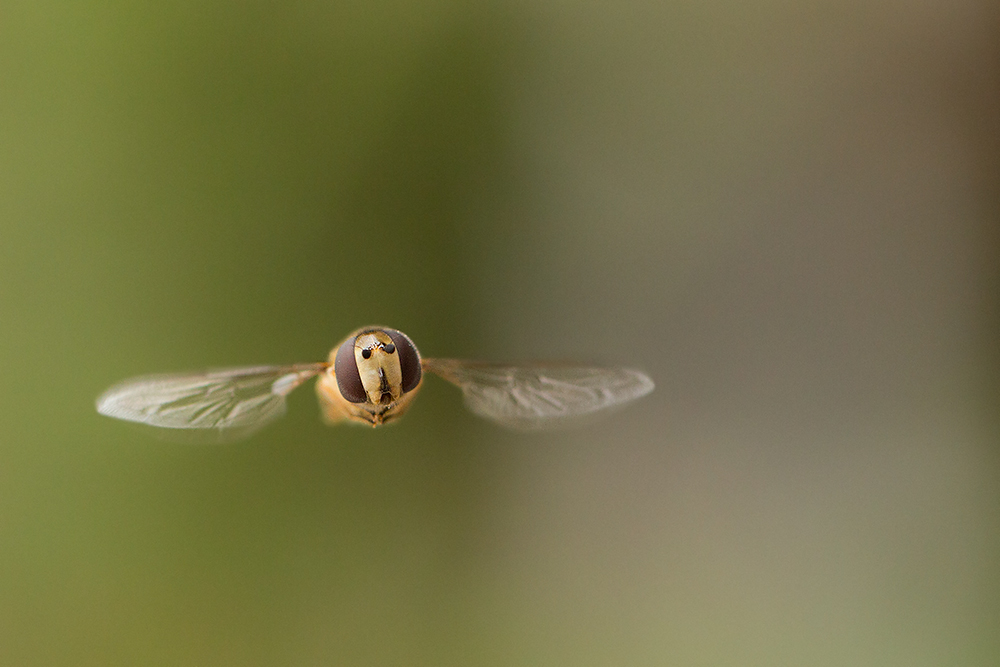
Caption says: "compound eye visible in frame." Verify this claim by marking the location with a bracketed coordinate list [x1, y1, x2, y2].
[383, 329, 421, 393]
[334, 337, 367, 403]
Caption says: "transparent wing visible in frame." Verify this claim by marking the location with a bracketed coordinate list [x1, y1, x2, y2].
[423, 358, 654, 430]
[96, 363, 327, 441]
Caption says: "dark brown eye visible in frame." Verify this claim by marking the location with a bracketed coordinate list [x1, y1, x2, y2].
[334, 337, 367, 403]
[384, 329, 421, 392]
[383, 343, 395, 354]
[361, 348, 372, 359]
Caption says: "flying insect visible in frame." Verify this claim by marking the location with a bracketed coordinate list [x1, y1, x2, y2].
[96, 326, 654, 439]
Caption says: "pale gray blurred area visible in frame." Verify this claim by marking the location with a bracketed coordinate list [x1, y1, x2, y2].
[457, 2, 1000, 665]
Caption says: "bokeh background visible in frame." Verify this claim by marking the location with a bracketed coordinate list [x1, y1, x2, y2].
[2, 1, 998, 665]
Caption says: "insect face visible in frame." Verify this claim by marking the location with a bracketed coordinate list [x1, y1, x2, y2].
[321, 327, 424, 426]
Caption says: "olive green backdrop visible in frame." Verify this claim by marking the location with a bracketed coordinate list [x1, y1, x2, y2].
[2, 1, 998, 666]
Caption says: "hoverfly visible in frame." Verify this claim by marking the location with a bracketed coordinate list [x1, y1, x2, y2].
[96, 326, 654, 440]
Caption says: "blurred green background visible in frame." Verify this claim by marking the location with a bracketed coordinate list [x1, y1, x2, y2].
[2, 1, 998, 665]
